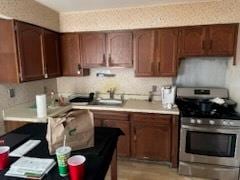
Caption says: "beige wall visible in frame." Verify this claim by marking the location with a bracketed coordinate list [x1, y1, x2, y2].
[0, 0, 59, 31]
[60, 0, 240, 32]
[59, 0, 240, 112]
[226, 27, 240, 112]
[57, 68, 172, 97]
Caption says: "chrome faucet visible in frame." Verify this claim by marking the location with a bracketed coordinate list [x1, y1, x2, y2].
[107, 88, 115, 99]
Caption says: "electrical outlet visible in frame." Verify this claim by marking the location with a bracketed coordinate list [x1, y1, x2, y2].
[152, 85, 157, 92]
[43, 86, 48, 94]
[9, 88, 15, 98]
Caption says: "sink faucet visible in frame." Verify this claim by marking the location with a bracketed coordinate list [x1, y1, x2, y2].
[107, 88, 115, 99]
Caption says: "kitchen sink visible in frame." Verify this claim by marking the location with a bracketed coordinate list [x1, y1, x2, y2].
[92, 99, 125, 106]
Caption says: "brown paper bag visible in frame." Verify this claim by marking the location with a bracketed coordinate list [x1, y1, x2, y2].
[46, 110, 94, 155]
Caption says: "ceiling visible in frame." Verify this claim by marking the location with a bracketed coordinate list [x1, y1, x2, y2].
[35, 0, 220, 12]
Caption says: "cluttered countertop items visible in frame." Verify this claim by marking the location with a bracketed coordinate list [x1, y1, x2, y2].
[2, 88, 179, 123]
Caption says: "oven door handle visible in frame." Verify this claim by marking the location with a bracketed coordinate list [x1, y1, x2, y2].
[182, 125, 240, 134]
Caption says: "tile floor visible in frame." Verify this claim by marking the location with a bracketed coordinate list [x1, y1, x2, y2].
[105, 159, 207, 180]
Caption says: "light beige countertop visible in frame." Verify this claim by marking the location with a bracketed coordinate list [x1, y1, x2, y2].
[3, 100, 179, 123]
[3, 102, 72, 123]
[72, 100, 179, 115]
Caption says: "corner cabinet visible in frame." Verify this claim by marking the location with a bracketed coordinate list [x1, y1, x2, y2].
[60, 33, 89, 76]
[0, 20, 61, 83]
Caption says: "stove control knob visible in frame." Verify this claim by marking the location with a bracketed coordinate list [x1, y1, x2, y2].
[190, 119, 196, 124]
[209, 120, 215, 125]
[196, 119, 202, 124]
[223, 121, 228, 126]
[229, 121, 234, 126]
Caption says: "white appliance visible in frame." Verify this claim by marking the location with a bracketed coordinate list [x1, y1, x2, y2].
[161, 86, 176, 108]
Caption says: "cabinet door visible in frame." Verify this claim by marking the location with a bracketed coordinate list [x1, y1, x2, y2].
[103, 120, 130, 157]
[131, 114, 171, 161]
[107, 32, 133, 67]
[81, 33, 106, 68]
[60, 33, 88, 76]
[43, 30, 60, 78]
[156, 28, 179, 76]
[180, 26, 206, 57]
[208, 24, 238, 56]
[134, 30, 155, 77]
[15, 21, 44, 81]
[0, 19, 19, 83]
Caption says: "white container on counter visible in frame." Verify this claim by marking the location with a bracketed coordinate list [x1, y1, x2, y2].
[36, 94, 47, 118]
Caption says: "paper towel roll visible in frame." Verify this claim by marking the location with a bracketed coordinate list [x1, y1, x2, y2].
[36, 94, 47, 118]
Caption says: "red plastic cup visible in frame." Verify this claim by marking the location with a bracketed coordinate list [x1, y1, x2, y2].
[0, 146, 10, 170]
[68, 155, 86, 180]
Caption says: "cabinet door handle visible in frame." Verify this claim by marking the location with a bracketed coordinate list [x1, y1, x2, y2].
[133, 128, 137, 141]
[157, 62, 160, 73]
[202, 41, 205, 50]
[77, 64, 81, 75]
[209, 40, 213, 49]
[102, 54, 106, 65]
[108, 54, 112, 66]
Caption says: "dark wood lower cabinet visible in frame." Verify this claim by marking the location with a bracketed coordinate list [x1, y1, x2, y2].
[92, 111, 130, 157]
[91, 110, 179, 167]
[131, 113, 171, 161]
[103, 119, 130, 157]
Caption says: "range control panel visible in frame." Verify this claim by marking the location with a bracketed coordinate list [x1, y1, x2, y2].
[181, 117, 240, 127]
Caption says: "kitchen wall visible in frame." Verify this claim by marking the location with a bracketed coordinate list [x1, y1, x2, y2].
[0, 79, 57, 133]
[59, 0, 240, 32]
[57, 69, 172, 99]
[0, 0, 59, 31]
[225, 27, 240, 112]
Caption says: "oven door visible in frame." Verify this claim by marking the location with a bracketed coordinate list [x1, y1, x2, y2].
[180, 124, 240, 167]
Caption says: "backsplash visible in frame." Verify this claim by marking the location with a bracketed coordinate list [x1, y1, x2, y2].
[0, 79, 57, 124]
[175, 57, 229, 88]
[225, 27, 240, 113]
[57, 68, 172, 99]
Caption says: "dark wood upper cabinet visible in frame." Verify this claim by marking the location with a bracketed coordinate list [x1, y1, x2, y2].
[60, 33, 89, 76]
[180, 24, 238, 62]
[131, 113, 171, 161]
[156, 28, 179, 76]
[0, 19, 19, 83]
[107, 32, 133, 67]
[0, 20, 62, 83]
[180, 26, 206, 57]
[42, 30, 61, 78]
[207, 24, 238, 56]
[15, 21, 44, 82]
[81, 33, 106, 68]
[134, 30, 155, 77]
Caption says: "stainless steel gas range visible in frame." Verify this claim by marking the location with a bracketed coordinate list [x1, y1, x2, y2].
[176, 87, 240, 180]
